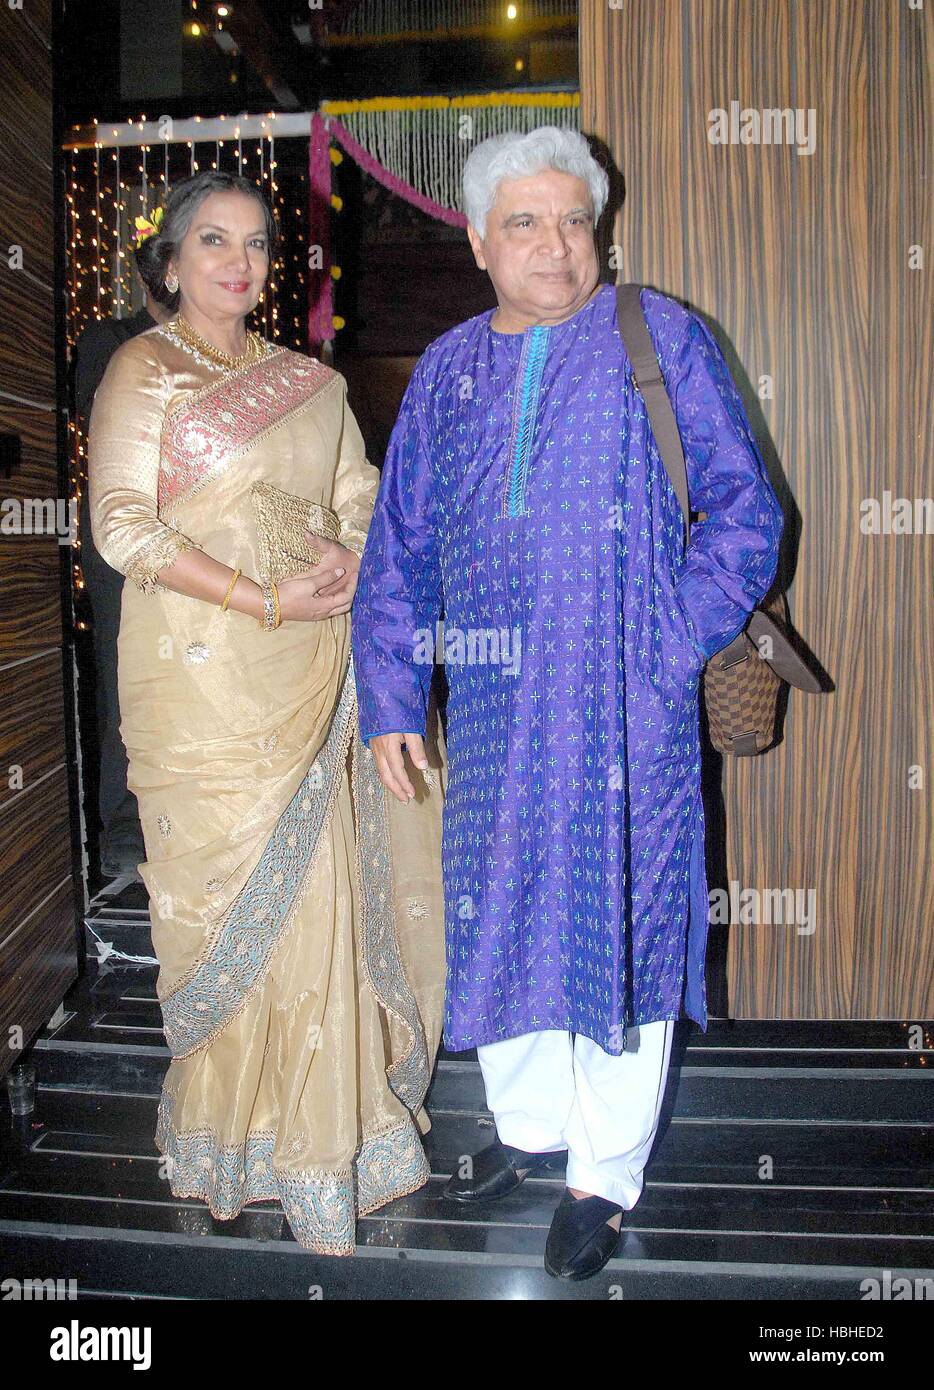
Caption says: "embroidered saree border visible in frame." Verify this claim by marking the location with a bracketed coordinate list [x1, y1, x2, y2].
[157, 346, 340, 516]
[351, 729, 434, 1116]
[159, 651, 434, 1117]
[159, 659, 357, 1058]
[154, 655, 437, 1251]
[155, 1090, 430, 1256]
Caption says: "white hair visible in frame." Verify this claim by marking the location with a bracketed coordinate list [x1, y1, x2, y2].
[462, 125, 609, 238]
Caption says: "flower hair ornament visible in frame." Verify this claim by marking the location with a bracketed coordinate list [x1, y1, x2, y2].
[133, 205, 165, 245]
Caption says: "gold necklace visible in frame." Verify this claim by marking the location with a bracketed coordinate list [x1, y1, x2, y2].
[172, 313, 268, 370]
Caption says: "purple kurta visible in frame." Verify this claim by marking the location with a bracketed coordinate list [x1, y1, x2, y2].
[351, 283, 782, 1055]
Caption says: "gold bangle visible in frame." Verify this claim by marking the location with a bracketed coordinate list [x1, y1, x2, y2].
[260, 580, 281, 631]
[220, 568, 241, 612]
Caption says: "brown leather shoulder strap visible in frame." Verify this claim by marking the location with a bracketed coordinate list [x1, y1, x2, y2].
[614, 282, 691, 542]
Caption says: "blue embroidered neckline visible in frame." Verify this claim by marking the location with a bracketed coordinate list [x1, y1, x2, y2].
[502, 324, 550, 519]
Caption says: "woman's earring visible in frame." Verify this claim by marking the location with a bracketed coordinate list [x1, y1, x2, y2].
[165, 271, 179, 294]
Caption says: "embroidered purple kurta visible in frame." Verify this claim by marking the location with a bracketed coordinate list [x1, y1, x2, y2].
[352, 283, 782, 1055]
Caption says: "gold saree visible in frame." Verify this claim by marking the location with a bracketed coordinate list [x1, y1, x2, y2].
[88, 320, 446, 1254]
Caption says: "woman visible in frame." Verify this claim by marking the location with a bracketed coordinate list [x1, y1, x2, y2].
[88, 172, 446, 1255]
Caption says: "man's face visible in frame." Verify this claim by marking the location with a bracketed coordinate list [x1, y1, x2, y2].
[467, 169, 600, 325]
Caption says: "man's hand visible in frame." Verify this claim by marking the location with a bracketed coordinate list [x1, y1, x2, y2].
[370, 731, 429, 804]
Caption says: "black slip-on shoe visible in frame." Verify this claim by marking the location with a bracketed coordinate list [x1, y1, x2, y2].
[544, 1189, 623, 1280]
[443, 1136, 566, 1202]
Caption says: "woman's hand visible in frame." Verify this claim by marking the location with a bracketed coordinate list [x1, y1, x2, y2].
[276, 534, 361, 622]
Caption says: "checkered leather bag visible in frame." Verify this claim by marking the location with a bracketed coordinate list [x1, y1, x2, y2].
[616, 283, 819, 755]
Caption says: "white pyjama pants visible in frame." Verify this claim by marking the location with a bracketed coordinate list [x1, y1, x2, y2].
[475, 1020, 675, 1208]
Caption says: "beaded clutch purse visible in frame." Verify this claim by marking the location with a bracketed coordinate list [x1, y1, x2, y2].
[250, 481, 342, 585]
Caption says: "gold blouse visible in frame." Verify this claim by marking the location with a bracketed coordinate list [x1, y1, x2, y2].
[87, 319, 378, 593]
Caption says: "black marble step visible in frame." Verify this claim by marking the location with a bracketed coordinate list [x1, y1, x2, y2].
[1, 1185, 931, 1277]
[83, 925, 155, 965]
[3, 1138, 934, 1237]
[429, 1061, 934, 1123]
[59, 1003, 934, 1068]
[5, 1032, 933, 1298]
[7, 1089, 932, 1191]
[83, 880, 154, 961]
[52, 964, 934, 1065]
[30, 1037, 934, 1127]
[43, 977, 934, 1064]
[13, 955, 934, 1299]
[2, 1116, 933, 1302]
[86, 880, 150, 920]
[7, 1218, 918, 1300]
[30, 1042, 170, 1096]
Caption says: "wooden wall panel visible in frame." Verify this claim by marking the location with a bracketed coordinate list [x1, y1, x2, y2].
[0, 765, 72, 955]
[580, 0, 933, 1021]
[0, 376, 64, 657]
[0, 403, 60, 493]
[897, 0, 934, 1022]
[0, 880, 77, 1055]
[0, 542, 65, 654]
[30, 0, 52, 43]
[0, 25, 51, 158]
[0, 155, 56, 287]
[0, 0, 79, 1078]
[0, 273, 56, 400]
[0, 0, 56, 403]
[0, 651, 67, 808]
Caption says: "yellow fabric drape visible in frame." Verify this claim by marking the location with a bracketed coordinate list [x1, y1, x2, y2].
[88, 322, 446, 1253]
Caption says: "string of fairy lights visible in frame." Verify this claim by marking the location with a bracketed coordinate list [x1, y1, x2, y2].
[63, 2, 571, 629]
[65, 117, 315, 629]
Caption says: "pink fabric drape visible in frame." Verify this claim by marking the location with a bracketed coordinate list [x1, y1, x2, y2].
[307, 111, 468, 347]
[328, 117, 468, 229]
[307, 112, 335, 347]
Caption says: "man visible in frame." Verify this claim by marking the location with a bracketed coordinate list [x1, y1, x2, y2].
[73, 263, 171, 879]
[351, 127, 783, 1280]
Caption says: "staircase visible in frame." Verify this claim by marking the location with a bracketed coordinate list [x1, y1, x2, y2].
[1, 881, 932, 1299]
